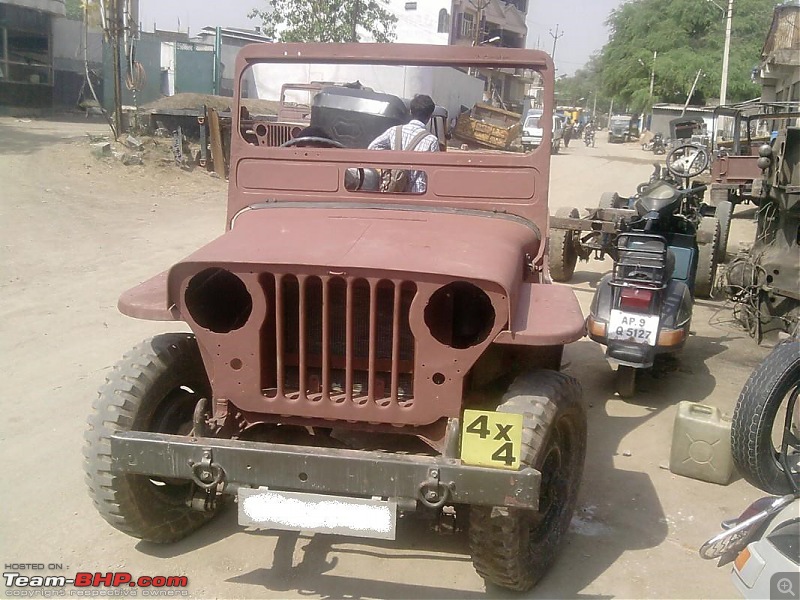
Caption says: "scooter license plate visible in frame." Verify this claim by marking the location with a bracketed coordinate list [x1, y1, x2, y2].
[608, 310, 659, 346]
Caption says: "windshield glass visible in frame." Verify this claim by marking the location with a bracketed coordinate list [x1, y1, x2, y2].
[525, 115, 541, 129]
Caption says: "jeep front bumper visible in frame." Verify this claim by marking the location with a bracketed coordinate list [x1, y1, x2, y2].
[110, 432, 541, 510]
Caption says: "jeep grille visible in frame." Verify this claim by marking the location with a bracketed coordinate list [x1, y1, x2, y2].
[261, 274, 417, 408]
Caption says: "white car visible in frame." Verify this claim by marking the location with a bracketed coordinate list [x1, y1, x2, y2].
[521, 110, 563, 154]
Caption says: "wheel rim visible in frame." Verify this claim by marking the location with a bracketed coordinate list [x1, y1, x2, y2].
[138, 383, 209, 501]
[770, 382, 800, 487]
[530, 416, 578, 545]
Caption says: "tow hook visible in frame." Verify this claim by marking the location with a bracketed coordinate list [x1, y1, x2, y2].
[188, 448, 225, 490]
[417, 468, 455, 509]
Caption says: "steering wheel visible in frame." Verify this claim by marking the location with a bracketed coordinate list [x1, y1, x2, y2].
[665, 143, 709, 179]
[280, 136, 344, 149]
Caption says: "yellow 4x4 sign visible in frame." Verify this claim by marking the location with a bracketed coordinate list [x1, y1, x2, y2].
[460, 409, 523, 470]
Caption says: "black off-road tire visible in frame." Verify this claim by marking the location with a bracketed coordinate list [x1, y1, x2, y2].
[731, 340, 800, 494]
[615, 365, 637, 398]
[84, 333, 219, 543]
[694, 216, 720, 299]
[714, 200, 733, 263]
[468, 370, 587, 592]
[548, 207, 580, 283]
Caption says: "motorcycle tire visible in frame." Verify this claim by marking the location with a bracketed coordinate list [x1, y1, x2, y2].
[653, 146, 666, 155]
[731, 339, 800, 494]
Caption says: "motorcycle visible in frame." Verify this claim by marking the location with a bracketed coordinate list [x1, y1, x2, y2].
[584, 127, 595, 147]
[700, 336, 799, 598]
[586, 143, 720, 397]
[651, 133, 666, 155]
[642, 133, 667, 154]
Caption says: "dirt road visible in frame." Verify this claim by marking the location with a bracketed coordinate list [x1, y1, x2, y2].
[0, 116, 769, 599]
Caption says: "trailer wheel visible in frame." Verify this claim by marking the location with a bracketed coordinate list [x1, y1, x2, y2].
[713, 199, 733, 263]
[599, 192, 621, 210]
[549, 207, 580, 282]
[468, 370, 586, 592]
[731, 339, 800, 494]
[615, 365, 637, 398]
[84, 333, 219, 543]
[694, 216, 720, 299]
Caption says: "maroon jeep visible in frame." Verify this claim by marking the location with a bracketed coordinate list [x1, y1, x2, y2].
[84, 43, 586, 592]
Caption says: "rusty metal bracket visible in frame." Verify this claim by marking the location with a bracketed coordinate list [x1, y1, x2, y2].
[417, 467, 454, 509]
[188, 448, 225, 489]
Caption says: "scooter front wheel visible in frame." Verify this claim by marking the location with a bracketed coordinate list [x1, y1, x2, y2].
[616, 366, 637, 398]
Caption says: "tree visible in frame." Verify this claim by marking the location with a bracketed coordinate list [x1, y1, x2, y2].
[598, 0, 778, 112]
[250, 0, 397, 43]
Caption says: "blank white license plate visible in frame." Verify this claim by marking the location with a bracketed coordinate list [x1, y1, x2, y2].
[238, 488, 396, 540]
[608, 310, 659, 346]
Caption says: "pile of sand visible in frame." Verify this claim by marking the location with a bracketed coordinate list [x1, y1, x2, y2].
[141, 93, 279, 115]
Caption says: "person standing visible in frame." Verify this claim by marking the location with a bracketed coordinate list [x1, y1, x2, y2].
[368, 94, 440, 193]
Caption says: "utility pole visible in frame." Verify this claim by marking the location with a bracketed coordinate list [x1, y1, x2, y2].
[682, 69, 703, 117]
[469, 0, 491, 46]
[719, 0, 733, 106]
[109, 0, 123, 138]
[350, 0, 362, 42]
[549, 23, 564, 61]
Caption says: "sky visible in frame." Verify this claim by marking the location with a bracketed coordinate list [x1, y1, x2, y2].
[138, 0, 625, 75]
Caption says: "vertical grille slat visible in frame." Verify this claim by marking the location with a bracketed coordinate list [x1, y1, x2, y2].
[321, 276, 330, 402]
[390, 281, 401, 403]
[297, 275, 307, 401]
[367, 280, 377, 403]
[275, 274, 285, 397]
[261, 274, 416, 411]
[345, 279, 354, 403]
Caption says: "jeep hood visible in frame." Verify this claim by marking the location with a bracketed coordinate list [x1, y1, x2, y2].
[167, 205, 540, 304]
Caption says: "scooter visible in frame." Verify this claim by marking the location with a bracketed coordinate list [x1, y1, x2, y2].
[586, 144, 719, 397]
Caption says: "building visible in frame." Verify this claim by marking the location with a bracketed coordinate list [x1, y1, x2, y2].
[193, 27, 271, 97]
[0, 0, 66, 109]
[758, 1, 800, 103]
[366, 0, 531, 112]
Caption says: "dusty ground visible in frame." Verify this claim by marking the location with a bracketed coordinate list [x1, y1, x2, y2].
[0, 116, 770, 599]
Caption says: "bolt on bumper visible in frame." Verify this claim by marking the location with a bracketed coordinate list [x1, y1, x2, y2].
[110, 431, 541, 510]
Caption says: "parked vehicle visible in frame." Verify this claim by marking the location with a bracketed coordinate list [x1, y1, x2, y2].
[708, 102, 800, 262]
[453, 102, 523, 150]
[83, 43, 587, 593]
[570, 144, 720, 396]
[724, 126, 800, 344]
[700, 336, 799, 598]
[548, 142, 719, 291]
[608, 114, 639, 143]
[521, 108, 563, 153]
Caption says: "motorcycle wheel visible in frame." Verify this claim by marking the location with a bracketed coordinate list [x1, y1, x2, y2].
[653, 146, 666, 155]
[694, 216, 720, 299]
[731, 339, 800, 494]
[615, 366, 636, 398]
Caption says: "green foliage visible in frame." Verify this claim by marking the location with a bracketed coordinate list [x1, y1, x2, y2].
[249, 0, 397, 43]
[555, 54, 613, 113]
[597, 0, 778, 111]
[65, 0, 83, 20]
